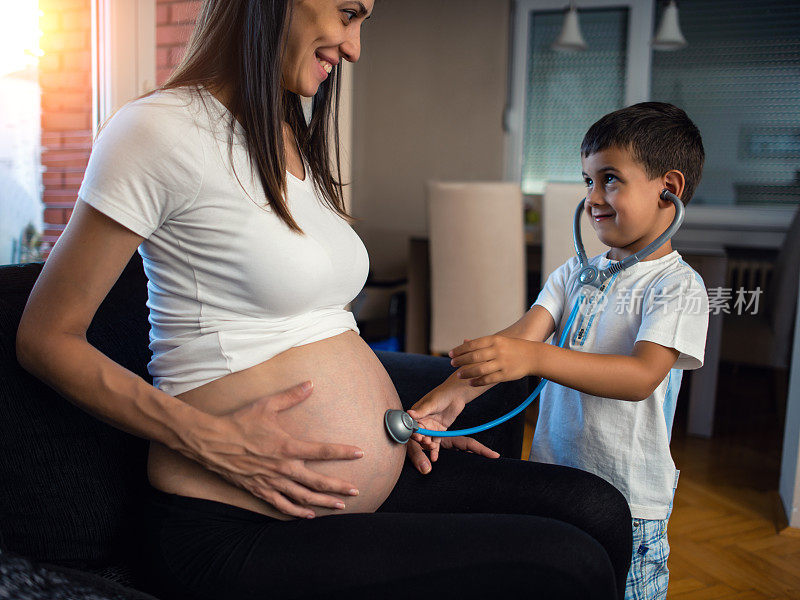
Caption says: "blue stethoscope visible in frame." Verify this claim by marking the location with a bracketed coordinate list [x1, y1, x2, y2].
[384, 189, 685, 444]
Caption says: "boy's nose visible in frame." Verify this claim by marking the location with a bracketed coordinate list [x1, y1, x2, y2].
[586, 188, 606, 206]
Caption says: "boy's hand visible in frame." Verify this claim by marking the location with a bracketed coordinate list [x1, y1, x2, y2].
[450, 335, 537, 386]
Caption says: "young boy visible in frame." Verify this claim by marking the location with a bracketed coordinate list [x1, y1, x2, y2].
[409, 102, 709, 600]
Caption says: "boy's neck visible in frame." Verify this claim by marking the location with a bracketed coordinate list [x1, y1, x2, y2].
[607, 240, 673, 263]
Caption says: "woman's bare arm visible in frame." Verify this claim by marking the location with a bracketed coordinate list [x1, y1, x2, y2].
[16, 200, 364, 519]
[15, 201, 196, 444]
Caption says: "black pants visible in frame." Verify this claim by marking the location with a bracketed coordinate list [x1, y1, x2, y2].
[143, 450, 631, 600]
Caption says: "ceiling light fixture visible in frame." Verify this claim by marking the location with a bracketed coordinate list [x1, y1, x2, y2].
[652, 0, 688, 51]
[552, 2, 587, 52]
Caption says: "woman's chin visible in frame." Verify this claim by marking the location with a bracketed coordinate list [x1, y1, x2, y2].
[284, 79, 321, 99]
[295, 79, 322, 99]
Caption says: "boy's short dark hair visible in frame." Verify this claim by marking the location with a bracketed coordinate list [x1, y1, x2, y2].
[581, 102, 705, 204]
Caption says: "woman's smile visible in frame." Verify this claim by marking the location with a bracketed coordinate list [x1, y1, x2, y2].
[314, 51, 337, 80]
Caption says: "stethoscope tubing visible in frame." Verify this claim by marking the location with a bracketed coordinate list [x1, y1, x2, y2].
[414, 294, 585, 438]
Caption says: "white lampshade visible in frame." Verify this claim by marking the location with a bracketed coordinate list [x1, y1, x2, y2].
[652, 0, 687, 51]
[552, 6, 587, 52]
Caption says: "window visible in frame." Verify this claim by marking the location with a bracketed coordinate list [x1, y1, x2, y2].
[0, 0, 44, 265]
[508, 0, 800, 208]
[650, 0, 800, 206]
[522, 7, 628, 194]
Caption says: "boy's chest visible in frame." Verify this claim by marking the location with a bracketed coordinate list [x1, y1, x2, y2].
[565, 278, 645, 354]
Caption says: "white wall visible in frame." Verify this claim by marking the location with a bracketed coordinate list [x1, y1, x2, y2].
[352, 0, 511, 238]
[780, 269, 800, 528]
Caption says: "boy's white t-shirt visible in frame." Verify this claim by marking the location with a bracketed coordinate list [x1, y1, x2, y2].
[530, 250, 709, 519]
[77, 86, 369, 396]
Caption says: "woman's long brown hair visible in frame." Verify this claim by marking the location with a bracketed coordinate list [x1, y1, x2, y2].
[159, 0, 351, 233]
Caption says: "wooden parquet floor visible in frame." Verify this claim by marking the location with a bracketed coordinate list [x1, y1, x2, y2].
[667, 432, 800, 599]
[521, 362, 800, 599]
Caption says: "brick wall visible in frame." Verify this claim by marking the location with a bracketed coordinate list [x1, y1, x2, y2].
[38, 0, 92, 251]
[157, 1, 200, 85]
[36, 0, 199, 253]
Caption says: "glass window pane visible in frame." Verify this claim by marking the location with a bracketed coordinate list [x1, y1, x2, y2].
[651, 0, 800, 206]
[0, 0, 44, 265]
[523, 8, 628, 194]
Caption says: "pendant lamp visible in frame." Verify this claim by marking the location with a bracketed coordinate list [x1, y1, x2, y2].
[652, 0, 688, 51]
[552, 3, 587, 52]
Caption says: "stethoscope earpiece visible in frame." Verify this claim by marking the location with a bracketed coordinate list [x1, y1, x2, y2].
[574, 189, 684, 289]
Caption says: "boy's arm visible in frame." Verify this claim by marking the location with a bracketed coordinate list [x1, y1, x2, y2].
[408, 305, 557, 460]
[453, 268, 709, 402]
[530, 340, 678, 401]
[438, 257, 569, 404]
[496, 305, 556, 344]
[409, 261, 570, 449]
[440, 305, 557, 404]
[452, 336, 679, 402]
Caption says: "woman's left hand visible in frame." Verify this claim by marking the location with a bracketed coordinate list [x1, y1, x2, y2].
[406, 436, 500, 475]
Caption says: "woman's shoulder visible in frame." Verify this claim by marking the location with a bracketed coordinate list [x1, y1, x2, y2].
[83, 88, 208, 204]
[91, 87, 212, 172]
[102, 87, 202, 142]
[79, 88, 209, 236]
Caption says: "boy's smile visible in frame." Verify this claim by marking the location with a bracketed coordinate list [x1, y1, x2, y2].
[581, 146, 680, 263]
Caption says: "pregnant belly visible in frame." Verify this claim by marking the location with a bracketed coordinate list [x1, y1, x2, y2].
[147, 331, 406, 520]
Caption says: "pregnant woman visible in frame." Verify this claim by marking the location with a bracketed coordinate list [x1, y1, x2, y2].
[16, 1, 631, 598]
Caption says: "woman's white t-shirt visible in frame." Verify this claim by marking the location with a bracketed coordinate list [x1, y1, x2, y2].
[78, 86, 369, 396]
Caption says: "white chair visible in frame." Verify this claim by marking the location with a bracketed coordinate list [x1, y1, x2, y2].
[427, 181, 527, 355]
[541, 182, 607, 283]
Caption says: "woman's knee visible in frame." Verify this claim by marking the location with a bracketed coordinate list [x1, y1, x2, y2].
[477, 515, 618, 599]
[537, 464, 630, 526]
[515, 519, 619, 599]
[577, 472, 631, 544]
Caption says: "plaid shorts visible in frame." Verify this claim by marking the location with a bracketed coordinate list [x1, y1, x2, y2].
[624, 472, 678, 600]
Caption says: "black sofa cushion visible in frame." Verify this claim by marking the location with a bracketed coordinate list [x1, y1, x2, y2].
[0, 256, 152, 568]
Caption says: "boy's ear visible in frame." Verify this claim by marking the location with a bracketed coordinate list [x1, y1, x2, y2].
[661, 170, 685, 203]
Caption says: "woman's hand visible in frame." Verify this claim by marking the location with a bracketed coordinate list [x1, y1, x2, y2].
[450, 335, 538, 386]
[407, 382, 468, 462]
[180, 381, 363, 520]
[406, 436, 500, 475]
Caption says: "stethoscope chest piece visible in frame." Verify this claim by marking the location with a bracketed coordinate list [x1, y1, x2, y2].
[384, 409, 418, 444]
